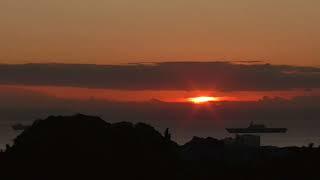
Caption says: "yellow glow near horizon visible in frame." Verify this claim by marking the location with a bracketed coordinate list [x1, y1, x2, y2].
[188, 96, 219, 104]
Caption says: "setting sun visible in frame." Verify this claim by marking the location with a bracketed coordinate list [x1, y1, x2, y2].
[187, 96, 219, 104]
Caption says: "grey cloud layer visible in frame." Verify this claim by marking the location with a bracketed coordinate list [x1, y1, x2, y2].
[0, 62, 320, 91]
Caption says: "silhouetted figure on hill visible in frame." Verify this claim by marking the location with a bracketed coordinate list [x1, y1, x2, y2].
[164, 128, 171, 141]
[308, 142, 314, 148]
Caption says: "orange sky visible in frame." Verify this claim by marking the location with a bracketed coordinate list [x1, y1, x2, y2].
[3, 85, 319, 103]
[1, 0, 320, 66]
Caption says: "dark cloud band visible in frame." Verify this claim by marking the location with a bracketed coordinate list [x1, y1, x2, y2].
[0, 62, 319, 91]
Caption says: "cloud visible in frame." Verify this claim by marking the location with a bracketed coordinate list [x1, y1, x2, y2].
[0, 62, 319, 91]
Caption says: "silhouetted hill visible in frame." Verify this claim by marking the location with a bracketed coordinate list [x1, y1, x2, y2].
[180, 136, 224, 161]
[2, 114, 178, 180]
[1, 114, 320, 180]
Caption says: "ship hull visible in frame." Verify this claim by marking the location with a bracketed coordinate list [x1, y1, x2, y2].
[226, 128, 287, 133]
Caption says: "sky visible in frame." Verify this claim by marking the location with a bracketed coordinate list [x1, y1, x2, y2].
[0, 1, 320, 148]
[1, 0, 320, 66]
[0, 62, 319, 148]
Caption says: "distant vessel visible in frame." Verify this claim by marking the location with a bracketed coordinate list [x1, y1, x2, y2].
[226, 122, 287, 134]
[12, 123, 30, 131]
[225, 122, 288, 147]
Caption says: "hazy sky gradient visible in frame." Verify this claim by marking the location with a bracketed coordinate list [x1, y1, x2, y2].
[1, 85, 319, 148]
[1, 0, 320, 65]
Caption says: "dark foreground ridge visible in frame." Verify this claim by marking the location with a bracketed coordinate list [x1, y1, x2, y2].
[1, 114, 319, 180]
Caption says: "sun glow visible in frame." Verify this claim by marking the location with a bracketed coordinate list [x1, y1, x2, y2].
[187, 96, 219, 104]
